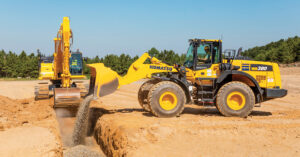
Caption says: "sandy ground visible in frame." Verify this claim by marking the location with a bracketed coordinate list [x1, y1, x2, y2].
[0, 67, 299, 157]
[0, 126, 60, 157]
[0, 80, 40, 99]
[0, 96, 63, 156]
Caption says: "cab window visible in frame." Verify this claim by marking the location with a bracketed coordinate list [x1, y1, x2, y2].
[197, 44, 211, 65]
[183, 44, 194, 68]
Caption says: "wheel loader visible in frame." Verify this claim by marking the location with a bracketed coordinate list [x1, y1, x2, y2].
[84, 39, 287, 117]
[35, 17, 87, 107]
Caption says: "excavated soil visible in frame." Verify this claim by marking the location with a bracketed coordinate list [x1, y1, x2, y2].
[0, 67, 299, 157]
[0, 80, 103, 157]
[0, 96, 63, 156]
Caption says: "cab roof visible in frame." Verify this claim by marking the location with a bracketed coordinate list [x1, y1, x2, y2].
[189, 39, 222, 43]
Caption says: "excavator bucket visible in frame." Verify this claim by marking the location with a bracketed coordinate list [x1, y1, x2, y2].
[87, 63, 120, 98]
[54, 88, 81, 107]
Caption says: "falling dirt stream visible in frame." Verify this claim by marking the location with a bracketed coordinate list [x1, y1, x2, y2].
[55, 96, 106, 157]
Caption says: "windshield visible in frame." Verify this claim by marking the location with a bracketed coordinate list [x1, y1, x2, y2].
[183, 44, 194, 68]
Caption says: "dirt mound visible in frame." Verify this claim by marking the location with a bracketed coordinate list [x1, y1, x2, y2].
[0, 96, 51, 129]
[0, 95, 63, 156]
[0, 126, 61, 157]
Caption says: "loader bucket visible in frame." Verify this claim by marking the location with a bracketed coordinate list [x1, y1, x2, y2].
[54, 88, 81, 107]
[87, 63, 120, 98]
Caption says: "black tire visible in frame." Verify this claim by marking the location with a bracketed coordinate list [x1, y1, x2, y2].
[138, 79, 160, 111]
[216, 81, 255, 117]
[148, 81, 186, 118]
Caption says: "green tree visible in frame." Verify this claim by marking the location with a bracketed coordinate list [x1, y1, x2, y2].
[243, 36, 300, 63]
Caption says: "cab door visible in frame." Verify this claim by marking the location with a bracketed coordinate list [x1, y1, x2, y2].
[193, 43, 221, 84]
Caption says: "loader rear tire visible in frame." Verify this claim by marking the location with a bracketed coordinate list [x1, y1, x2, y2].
[216, 81, 255, 117]
[148, 81, 186, 118]
[138, 79, 160, 112]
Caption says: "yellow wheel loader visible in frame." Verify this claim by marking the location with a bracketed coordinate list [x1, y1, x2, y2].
[85, 39, 287, 117]
[35, 17, 87, 107]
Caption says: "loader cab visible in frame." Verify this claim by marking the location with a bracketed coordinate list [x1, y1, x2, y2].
[184, 39, 222, 70]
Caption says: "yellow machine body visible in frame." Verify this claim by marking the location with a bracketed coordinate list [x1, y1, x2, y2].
[86, 39, 286, 104]
[83, 38, 287, 117]
[38, 17, 85, 82]
[185, 60, 282, 89]
[38, 63, 54, 80]
[87, 53, 283, 98]
[36, 17, 87, 107]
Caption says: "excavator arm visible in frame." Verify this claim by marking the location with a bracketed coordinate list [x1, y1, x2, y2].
[87, 53, 177, 98]
[37, 17, 87, 107]
[53, 17, 72, 87]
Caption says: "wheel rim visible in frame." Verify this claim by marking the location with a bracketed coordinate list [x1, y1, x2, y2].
[226, 91, 246, 110]
[159, 91, 178, 111]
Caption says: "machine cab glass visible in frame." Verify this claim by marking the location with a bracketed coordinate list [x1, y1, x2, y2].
[184, 40, 221, 70]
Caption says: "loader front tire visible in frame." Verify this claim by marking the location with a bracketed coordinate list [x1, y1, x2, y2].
[216, 81, 255, 117]
[138, 79, 160, 112]
[148, 81, 186, 118]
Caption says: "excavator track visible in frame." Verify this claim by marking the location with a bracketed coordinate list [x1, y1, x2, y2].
[35, 82, 50, 100]
[75, 81, 88, 97]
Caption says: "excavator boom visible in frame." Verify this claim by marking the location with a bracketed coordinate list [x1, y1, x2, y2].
[36, 17, 87, 107]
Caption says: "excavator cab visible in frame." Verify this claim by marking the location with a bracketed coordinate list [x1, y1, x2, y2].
[70, 50, 83, 76]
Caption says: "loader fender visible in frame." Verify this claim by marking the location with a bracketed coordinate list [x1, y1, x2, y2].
[217, 70, 263, 96]
[154, 76, 192, 103]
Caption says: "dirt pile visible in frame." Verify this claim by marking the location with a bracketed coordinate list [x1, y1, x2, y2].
[0, 95, 63, 156]
[0, 96, 53, 129]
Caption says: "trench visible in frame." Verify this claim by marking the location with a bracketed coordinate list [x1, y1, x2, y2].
[55, 103, 107, 157]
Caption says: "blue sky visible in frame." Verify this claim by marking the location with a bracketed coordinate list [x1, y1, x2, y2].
[0, 0, 299, 57]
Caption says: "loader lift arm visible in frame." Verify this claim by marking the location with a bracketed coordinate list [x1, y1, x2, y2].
[87, 53, 178, 98]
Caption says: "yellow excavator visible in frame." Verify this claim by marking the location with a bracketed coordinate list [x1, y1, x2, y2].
[35, 17, 87, 107]
[84, 39, 287, 117]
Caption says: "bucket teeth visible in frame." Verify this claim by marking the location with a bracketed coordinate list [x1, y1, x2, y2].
[35, 82, 50, 99]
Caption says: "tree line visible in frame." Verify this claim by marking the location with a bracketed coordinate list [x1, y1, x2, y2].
[0, 47, 186, 78]
[242, 36, 300, 63]
[0, 50, 39, 78]
[84, 48, 186, 75]
[1, 36, 299, 78]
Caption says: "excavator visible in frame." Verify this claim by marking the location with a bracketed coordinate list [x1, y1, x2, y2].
[82, 39, 287, 117]
[35, 17, 87, 107]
